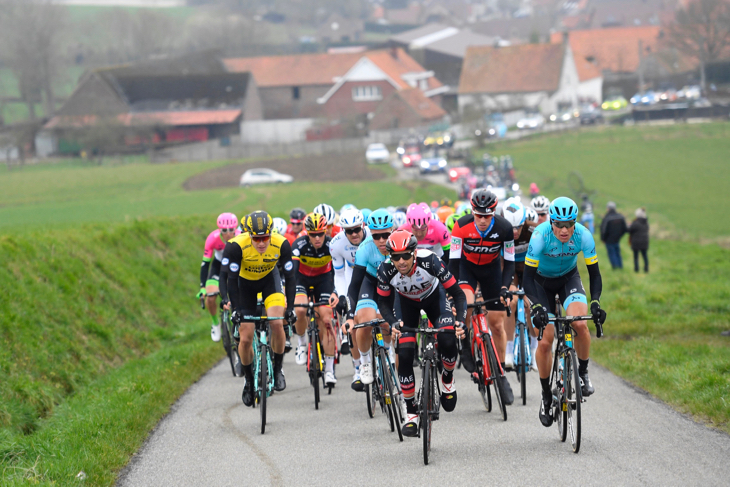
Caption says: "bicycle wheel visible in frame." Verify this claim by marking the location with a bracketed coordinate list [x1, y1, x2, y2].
[421, 360, 432, 466]
[387, 359, 405, 434]
[365, 383, 375, 418]
[486, 338, 507, 421]
[474, 339, 492, 412]
[308, 332, 320, 410]
[518, 324, 527, 405]
[259, 344, 267, 434]
[556, 355, 568, 442]
[566, 349, 582, 453]
[221, 316, 235, 377]
[377, 350, 395, 433]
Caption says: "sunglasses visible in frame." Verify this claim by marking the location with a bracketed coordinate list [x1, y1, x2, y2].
[290, 221, 302, 225]
[371, 232, 391, 241]
[537, 212, 548, 217]
[252, 235, 270, 243]
[473, 213, 493, 220]
[390, 252, 413, 262]
[220, 228, 236, 233]
[552, 220, 576, 229]
[344, 227, 362, 235]
[308, 232, 325, 238]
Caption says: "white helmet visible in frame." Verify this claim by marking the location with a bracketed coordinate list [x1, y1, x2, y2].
[502, 199, 526, 227]
[338, 208, 364, 229]
[271, 217, 288, 235]
[392, 211, 407, 229]
[531, 195, 550, 213]
[525, 207, 538, 223]
[340, 203, 357, 214]
[313, 203, 336, 225]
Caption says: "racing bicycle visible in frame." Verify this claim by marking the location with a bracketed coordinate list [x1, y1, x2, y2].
[293, 289, 330, 409]
[244, 311, 283, 435]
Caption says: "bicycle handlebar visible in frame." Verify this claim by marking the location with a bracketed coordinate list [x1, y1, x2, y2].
[537, 315, 604, 341]
[467, 296, 512, 317]
[352, 318, 387, 330]
[397, 326, 456, 334]
[293, 301, 330, 308]
[242, 316, 285, 321]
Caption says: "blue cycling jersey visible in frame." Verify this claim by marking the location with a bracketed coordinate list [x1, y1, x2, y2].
[525, 222, 598, 278]
[354, 236, 387, 277]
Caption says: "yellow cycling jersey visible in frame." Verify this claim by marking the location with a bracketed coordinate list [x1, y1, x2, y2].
[227, 233, 288, 281]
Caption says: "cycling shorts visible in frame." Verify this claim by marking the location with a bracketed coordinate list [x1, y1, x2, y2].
[532, 266, 587, 315]
[237, 267, 286, 316]
[295, 273, 334, 303]
[355, 273, 379, 313]
[458, 260, 505, 311]
[398, 284, 454, 349]
[205, 260, 222, 294]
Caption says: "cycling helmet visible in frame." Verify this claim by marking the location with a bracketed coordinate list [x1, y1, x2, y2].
[386, 206, 396, 214]
[525, 207, 538, 223]
[392, 211, 407, 229]
[502, 199, 526, 227]
[445, 213, 457, 232]
[339, 203, 357, 214]
[367, 208, 394, 230]
[339, 208, 364, 229]
[304, 212, 328, 232]
[386, 230, 418, 254]
[471, 189, 498, 215]
[430, 200, 439, 209]
[246, 211, 272, 236]
[361, 208, 372, 223]
[271, 217, 287, 235]
[549, 197, 579, 222]
[406, 202, 431, 228]
[395, 206, 408, 214]
[440, 198, 453, 208]
[531, 195, 551, 213]
[217, 212, 238, 229]
[313, 204, 336, 226]
[290, 207, 306, 223]
[436, 206, 454, 223]
[456, 203, 470, 215]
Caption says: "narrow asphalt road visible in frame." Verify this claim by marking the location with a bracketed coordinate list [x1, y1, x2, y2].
[117, 351, 730, 486]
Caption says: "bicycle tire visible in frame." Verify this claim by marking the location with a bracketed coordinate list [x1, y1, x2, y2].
[221, 316, 235, 377]
[308, 332, 321, 410]
[422, 360, 432, 466]
[387, 359, 406, 433]
[567, 349, 582, 453]
[231, 348, 243, 378]
[377, 350, 396, 433]
[486, 337, 507, 421]
[365, 383, 375, 418]
[556, 354, 567, 442]
[518, 324, 527, 405]
[474, 339, 492, 412]
[259, 344, 267, 434]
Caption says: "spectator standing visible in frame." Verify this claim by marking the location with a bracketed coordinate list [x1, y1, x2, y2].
[628, 207, 649, 273]
[600, 201, 627, 269]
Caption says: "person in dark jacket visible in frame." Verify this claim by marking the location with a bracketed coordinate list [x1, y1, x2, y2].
[628, 207, 649, 273]
[600, 201, 627, 269]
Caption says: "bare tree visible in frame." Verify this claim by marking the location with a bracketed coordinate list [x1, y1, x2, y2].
[0, 0, 68, 120]
[668, 0, 730, 88]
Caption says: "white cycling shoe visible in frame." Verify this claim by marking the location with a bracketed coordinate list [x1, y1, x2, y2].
[504, 353, 514, 371]
[360, 362, 374, 385]
[211, 324, 221, 342]
[295, 345, 307, 366]
[325, 371, 337, 385]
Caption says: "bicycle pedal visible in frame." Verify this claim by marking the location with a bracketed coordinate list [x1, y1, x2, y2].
[581, 397, 587, 403]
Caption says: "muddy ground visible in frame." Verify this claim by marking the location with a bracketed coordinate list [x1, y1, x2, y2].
[183, 152, 387, 190]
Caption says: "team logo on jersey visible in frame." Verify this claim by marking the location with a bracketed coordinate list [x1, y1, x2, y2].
[222, 258, 229, 266]
[292, 249, 300, 256]
[451, 236, 462, 252]
[229, 263, 240, 272]
[504, 241, 514, 255]
[490, 233, 499, 238]
[284, 261, 293, 271]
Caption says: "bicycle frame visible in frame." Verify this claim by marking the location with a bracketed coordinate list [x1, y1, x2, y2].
[468, 301, 504, 382]
[512, 291, 531, 375]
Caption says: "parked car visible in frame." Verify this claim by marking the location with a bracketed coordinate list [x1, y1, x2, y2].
[659, 88, 678, 102]
[448, 166, 472, 183]
[423, 131, 454, 148]
[240, 168, 293, 187]
[420, 156, 448, 174]
[366, 143, 390, 164]
[401, 147, 421, 168]
[516, 113, 545, 130]
[601, 96, 628, 111]
[579, 104, 604, 124]
[549, 109, 576, 123]
[678, 85, 702, 100]
[631, 91, 659, 106]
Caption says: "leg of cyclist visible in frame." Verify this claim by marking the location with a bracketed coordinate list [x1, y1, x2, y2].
[205, 269, 222, 341]
[395, 297, 421, 436]
[504, 282, 519, 369]
[559, 270, 594, 396]
[238, 321, 256, 406]
[354, 274, 379, 385]
[458, 285, 477, 373]
[318, 298, 337, 386]
[431, 286, 458, 413]
[293, 291, 309, 366]
[533, 277, 556, 426]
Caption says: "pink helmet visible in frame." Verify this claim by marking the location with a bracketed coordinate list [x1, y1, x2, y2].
[407, 202, 432, 228]
[217, 212, 238, 229]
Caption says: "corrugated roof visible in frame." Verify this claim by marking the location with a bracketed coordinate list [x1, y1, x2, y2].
[365, 48, 443, 91]
[459, 43, 565, 94]
[396, 88, 446, 120]
[223, 52, 363, 87]
[390, 23, 451, 44]
[550, 26, 662, 74]
[421, 30, 498, 59]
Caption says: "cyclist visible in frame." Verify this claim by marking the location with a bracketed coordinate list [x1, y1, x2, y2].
[436, 205, 454, 224]
[360, 208, 372, 229]
[377, 230, 467, 436]
[400, 202, 451, 264]
[449, 189, 516, 405]
[271, 217, 288, 237]
[285, 208, 306, 244]
[197, 213, 240, 341]
[531, 196, 550, 225]
[222, 211, 296, 407]
[314, 203, 338, 238]
[523, 197, 606, 427]
[291, 212, 339, 387]
[330, 208, 370, 390]
[500, 199, 538, 370]
[345, 209, 395, 385]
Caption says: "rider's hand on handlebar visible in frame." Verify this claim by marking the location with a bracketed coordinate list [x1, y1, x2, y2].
[342, 318, 354, 335]
[231, 310, 242, 325]
[391, 320, 403, 339]
[196, 288, 205, 299]
[328, 292, 339, 308]
[220, 300, 231, 311]
[499, 286, 512, 306]
[530, 303, 549, 329]
[335, 295, 349, 315]
[454, 321, 465, 339]
[285, 309, 297, 325]
[590, 300, 607, 326]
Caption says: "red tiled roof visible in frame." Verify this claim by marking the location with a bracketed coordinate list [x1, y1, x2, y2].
[365, 48, 443, 91]
[550, 26, 663, 74]
[44, 110, 242, 129]
[224, 52, 363, 87]
[397, 88, 446, 120]
[573, 51, 602, 81]
[459, 43, 565, 94]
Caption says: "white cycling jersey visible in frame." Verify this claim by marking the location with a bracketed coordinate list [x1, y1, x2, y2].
[330, 227, 370, 296]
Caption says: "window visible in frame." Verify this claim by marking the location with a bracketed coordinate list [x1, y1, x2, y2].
[292, 86, 300, 100]
[352, 85, 382, 101]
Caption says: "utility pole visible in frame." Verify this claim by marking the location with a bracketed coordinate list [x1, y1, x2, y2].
[637, 39, 645, 92]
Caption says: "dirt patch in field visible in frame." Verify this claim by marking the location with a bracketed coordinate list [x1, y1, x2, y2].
[183, 152, 386, 191]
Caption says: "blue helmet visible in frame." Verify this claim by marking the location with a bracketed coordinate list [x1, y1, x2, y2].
[360, 208, 372, 223]
[368, 208, 394, 230]
[549, 197, 579, 222]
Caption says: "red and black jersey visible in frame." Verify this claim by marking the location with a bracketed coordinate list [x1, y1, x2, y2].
[291, 235, 333, 277]
[448, 214, 515, 266]
[376, 249, 456, 302]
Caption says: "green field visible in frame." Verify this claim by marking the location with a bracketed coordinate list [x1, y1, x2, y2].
[486, 123, 730, 240]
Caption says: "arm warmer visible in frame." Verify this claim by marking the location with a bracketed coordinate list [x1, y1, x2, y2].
[377, 290, 398, 326]
[501, 258, 515, 289]
[448, 256, 460, 283]
[279, 240, 296, 314]
[199, 260, 211, 288]
[444, 281, 467, 323]
[586, 262, 602, 302]
[522, 264, 541, 307]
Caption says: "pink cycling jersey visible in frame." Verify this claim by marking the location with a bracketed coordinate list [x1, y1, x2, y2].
[399, 219, 451, 256]
[203, 229, 241, 262]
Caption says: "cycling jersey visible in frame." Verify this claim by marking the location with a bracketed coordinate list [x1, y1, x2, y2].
[330, 227, 370, 296]
[200, 228, 241, 288]
[449, 214, 515, 266]
[399, 219, 451, 258]
[525, 222, 597, 278]
[346, 235, 389, 318]
[291, 235, 333, 277]
[353, 235, 387, 278]
[513, 221, 536, 263]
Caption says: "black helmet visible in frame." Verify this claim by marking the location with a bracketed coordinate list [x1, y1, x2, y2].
[246, 211, 272, 236]
[471, 189, 498, 215]
[289, 207, 306, 223]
